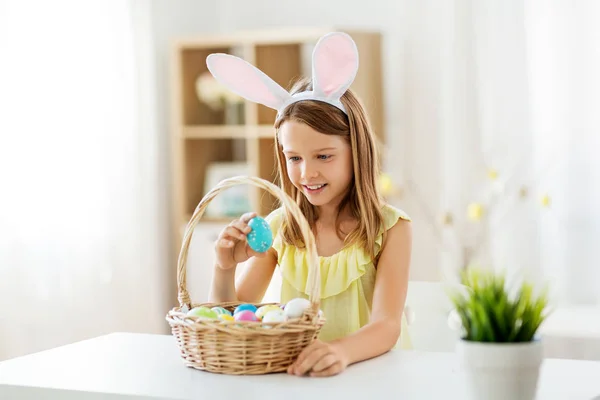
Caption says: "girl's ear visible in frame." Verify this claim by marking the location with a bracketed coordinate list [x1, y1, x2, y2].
[206, 53, 291, 110]
[311, 32, 359, 100]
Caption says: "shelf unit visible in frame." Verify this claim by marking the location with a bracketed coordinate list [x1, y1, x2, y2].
[169, 27, 385, 249]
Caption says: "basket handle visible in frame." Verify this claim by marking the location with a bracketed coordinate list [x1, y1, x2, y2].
[176, 176, 321, 314]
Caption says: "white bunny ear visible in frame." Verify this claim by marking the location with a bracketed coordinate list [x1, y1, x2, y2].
[206, 53, 291, 110]
[311, 32, 359, 100]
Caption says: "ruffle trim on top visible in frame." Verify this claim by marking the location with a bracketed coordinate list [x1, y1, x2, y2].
[265, 205, 410, 299]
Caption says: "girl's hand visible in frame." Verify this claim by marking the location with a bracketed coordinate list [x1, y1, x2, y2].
[215, 212, 265, 270]
[287, 340, 349, 377]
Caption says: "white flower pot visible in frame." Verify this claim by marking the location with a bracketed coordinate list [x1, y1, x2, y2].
[457, 339, 543, 400]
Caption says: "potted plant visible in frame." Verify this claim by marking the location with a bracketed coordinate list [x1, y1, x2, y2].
[448, 268, 551, 400]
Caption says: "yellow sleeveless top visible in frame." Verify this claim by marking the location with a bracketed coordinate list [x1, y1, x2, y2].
[265, 204, 413, 349]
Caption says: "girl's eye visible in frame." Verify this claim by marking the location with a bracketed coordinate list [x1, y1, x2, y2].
[317, 155, 331, 160]
[288, 156, 300, 162]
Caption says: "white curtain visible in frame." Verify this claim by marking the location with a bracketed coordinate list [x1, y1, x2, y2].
[0, 0, 168, 360]
[435, 0, 600, 306]
[527, 0, 600, 305]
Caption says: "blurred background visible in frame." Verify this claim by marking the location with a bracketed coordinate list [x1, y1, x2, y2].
[1, 0, 599, 361]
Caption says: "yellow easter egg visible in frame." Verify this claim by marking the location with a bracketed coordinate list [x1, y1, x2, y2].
[255, 305, 282, 320]
[218, 314, 234, 321]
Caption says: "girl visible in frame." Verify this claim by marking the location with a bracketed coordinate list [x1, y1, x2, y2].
[207, 32, 412, 377]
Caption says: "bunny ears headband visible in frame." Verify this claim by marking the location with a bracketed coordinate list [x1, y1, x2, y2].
[206, 32, 359, 117]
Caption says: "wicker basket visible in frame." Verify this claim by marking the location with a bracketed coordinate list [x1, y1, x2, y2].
[166, 176, 324, 375]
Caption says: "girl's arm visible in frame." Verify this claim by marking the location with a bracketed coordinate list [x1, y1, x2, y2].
[289, 218, 412, 376]
[208, 211, 279, 304]
[333, 218, 412, 362]
[208, 248, 278, 303]
[235, 248, 278, 303]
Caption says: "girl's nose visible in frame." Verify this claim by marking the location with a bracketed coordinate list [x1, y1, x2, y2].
[301, 163, 319, 180]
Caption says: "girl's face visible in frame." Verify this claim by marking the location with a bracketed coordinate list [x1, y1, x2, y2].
[279, 120, 353, 209]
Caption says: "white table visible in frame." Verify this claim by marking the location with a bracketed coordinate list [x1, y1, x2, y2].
[1, 332, 599, 400]
[540, 306, 600, 361]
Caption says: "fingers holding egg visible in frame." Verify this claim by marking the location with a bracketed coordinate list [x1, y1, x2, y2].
[246, 216, 273, 254]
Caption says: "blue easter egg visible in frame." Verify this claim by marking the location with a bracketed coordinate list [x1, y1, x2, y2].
[234, 303, 258, 315]
[246, 216, 273, 253]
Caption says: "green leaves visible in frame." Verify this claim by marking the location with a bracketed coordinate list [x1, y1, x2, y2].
[449, 268, 550, 343]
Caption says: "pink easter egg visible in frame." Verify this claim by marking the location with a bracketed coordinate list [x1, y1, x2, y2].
[234, 310, 258, 322]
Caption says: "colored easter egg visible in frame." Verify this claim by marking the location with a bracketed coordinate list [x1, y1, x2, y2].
[218, 314, 234, 321]
[262, 309, 287, 324]
[234, 310, 258, 322]
[187, 306, 218, 319]
[283, 297, 311, 319]
[234, 303, 257, 315]
[246, 216, 273, 253]
[255, 305, 282, 320]
[211, 306, 232, 316]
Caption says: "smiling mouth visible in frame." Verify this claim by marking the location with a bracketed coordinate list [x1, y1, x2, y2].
[303, 184, 327, 193]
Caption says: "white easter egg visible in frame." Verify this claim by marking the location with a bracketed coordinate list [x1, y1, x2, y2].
[262, 309, 286, 323]
[283, 297, 311, 319]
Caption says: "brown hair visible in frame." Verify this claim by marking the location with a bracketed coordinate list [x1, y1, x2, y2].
[273, 77, 384, 260]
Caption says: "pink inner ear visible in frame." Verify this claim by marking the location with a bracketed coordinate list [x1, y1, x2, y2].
[209, 55, 284, 108]
[313, 34, 358, 96]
